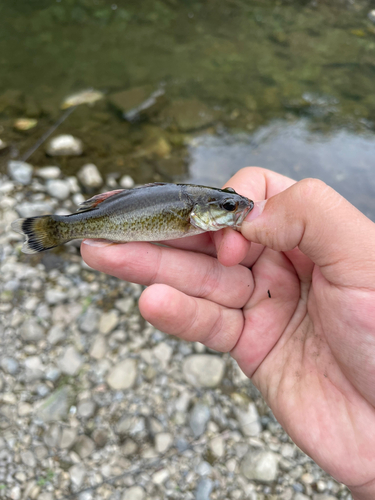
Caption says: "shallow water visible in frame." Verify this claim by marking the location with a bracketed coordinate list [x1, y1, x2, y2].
[1, 0, 375, 217]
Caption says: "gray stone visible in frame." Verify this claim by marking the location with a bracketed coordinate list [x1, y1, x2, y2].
[74, 435, 95, 459]
[36, 386, 72, 422]
[8, 161, 33, 185]
[122, 486, 145, 500]
[115, 297, 134, 314]
[45, 366, 61, 382]
[79, 306, 100, 333]
[106, 358, 137, 390]
[16, 201, 55, 217]
[47, 324, 66, 345]
[89, 334, 107, 359]
[1, 356, 19, 374]
[153, 342, 173, 368]
[45, 289, 68, 305]
[189, 404, 210, 438]
[35, 166, 61, 179]
[59, 427, 78, 449]
[46, 135, 83, 156]
[21, 450, 36, 468]
[43, 424, 61, 448]
[20, 318, 45, 342]
[183, 355, 225, 388]
[46, 179, 70, 200]
[312, 496, 338, 500]
[162, 99, 217, 132]
[99, 310, 119, 335]
[208, 435, 225, 458]
[77, 399, 96, 418]
[196, 461, 212, 476]
[294, 494, 310, 500]
[69, 463, 86, 488]
[109, 85, 165, 121]
[195, 477, 213, 500]
[152, 468, 169, 484]
[77, 163, 103, 189]
[241, 449, 280, 483]
[92, 428, 108, 448]
[59, 346, 83, 376]
[24, 355, 44, 380]
[38, 493, 54, 500]
[368, 9, 375, 23]
[234, 402, 262, 437]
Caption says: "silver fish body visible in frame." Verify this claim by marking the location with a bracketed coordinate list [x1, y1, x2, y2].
[12, 182, 254, 254]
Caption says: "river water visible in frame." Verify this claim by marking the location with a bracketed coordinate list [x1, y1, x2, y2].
[1, 0, 375, 218]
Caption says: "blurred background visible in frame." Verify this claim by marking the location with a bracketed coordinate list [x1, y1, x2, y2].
[1, 0, 375, 217]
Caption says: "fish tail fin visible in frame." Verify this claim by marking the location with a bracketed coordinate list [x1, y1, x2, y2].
[11, 216, 64, 254]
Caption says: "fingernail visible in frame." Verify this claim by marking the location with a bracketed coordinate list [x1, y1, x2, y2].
[244, 200, 267, 222]
[82, 239, 114, 247]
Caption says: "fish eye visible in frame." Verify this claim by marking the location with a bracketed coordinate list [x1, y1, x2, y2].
[222, 199, 238, 211]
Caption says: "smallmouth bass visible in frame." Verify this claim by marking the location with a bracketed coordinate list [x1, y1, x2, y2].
[11, 182, 254, 254]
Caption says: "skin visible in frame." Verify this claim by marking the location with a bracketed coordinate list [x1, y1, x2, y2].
[81, 167, 375, 500]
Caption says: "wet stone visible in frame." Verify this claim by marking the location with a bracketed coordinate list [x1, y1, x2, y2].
[78, 163, 103, 190]
[183, 355, 225, 388]
[162, 99, 217, 132]
[189, 404, 210, 438]
[46, 134, 83, 156]
[58, 346, 83, 376]
[7, 161, 33, 185]
[109, 85, 165, 121]
[241, 449, 280, 483]
[106, 358, 137, 390]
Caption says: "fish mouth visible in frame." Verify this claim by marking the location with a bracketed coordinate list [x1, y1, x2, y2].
[233, 200, 254, 228]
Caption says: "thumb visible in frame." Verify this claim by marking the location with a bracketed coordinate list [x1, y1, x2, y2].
[241, 178, 375, 287]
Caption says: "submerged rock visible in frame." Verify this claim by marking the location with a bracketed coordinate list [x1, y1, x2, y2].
[161, 99, 218, 131]
[109, 85, 165, 121]
[46, 134, 83, 156]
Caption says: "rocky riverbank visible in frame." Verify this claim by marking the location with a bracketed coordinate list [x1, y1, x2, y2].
[0, 163, 352, 500]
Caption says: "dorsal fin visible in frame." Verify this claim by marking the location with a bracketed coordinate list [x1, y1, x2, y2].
[76, 189, 125, 212]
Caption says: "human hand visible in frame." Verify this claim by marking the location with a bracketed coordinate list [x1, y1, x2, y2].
[81, 168, 375, 499]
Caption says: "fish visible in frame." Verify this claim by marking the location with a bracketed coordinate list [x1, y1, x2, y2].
[11, 182, 254, 254]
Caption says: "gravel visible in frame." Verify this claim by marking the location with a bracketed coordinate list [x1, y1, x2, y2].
[0, 169, 353, 500]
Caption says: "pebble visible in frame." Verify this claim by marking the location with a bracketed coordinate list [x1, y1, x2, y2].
[74, 435, 95, 459]
[196, 477, 214, 500]
[78, 163, 103, 189]
[208, 435, 225, 458]
[152, 468, 169, 484]
[115, 297, 134, 314]
[46, 179, 70, 200]
[234, 402, 262, 437]
[21, 450, 36, 468]
[92, 428, 108, 448]
[45, 289, 68, 305]
[155, 432, 173, 453]
[36, 386, 72, 422]
[47, 324, 66, 345]
[119, 175, 135, 188]
[59, 346, 83, 375]
[99, 310, 119, 335]
[79, 306, 100, 333]
[35, 166, 61, 179]
[59, 427, 78, 449]
[189, 403, 211, 438]
[368, 9, 375, 23]
[69, 463, 86, 488]
[153, 342, 173, 368]
[89, 334, 107, 359]
[122, 486, 145, 500]
[183, 355, 225, 388]
[24, 355, 44, 380]
[1, 356, 19, 374]
[77, 399, 96, 418]
[43, 423, 61, 448]
[7, 160, 33, 185]
[312, 496, 338, 500]
[20, 318, 45, 342]
[46, 134, 83, 156]
[16, 201, 55, 217]
[106, 358, 137, 390]
[294, 494, 310, 500]
[241, 450, 280, 483]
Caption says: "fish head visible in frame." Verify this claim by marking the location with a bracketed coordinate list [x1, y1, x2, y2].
[190, 188, 254, 232]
